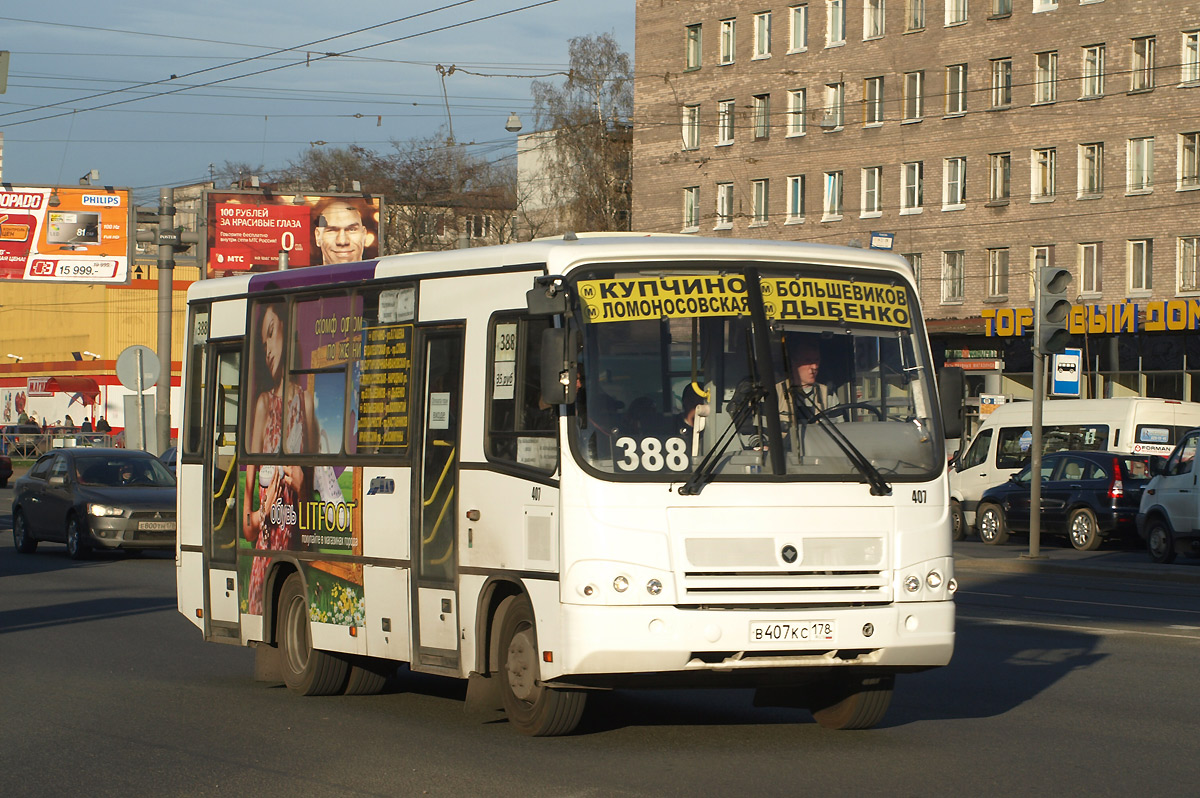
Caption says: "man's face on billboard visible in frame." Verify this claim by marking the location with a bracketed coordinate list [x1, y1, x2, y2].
[315, 204, 366, 264]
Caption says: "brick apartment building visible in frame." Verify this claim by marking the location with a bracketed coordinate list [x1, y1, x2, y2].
[633, 0, 1200, 408]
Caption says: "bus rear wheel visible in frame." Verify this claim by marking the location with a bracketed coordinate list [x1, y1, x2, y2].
[277, 573, 349, 696]
[810, 673, 895, 730]
[496, 595, 586, 736]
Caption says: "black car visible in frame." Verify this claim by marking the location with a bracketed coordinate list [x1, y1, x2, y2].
[11, 448, 177, 558]
[975, 450, 1152, 551]
[158, 446, 177, 477]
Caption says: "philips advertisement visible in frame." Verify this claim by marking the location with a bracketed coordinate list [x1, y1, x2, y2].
[0, 185, 132, 283]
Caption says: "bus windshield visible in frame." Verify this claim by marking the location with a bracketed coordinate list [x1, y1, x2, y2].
[568, 263, 940, 486]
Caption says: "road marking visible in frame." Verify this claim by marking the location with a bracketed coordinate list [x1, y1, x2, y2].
[959, 613, 1200, 641]
[1168, 624, 1200, 630]
[965, 589, 1200, 617]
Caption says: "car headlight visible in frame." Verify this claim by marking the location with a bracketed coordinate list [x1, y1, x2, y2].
[88, 503, 126, 517]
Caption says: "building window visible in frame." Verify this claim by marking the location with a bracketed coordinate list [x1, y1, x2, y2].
[946, 64, 967, 114]
[1034, 51, 1058, 103]
[945, 0, 967, 26]
[787, 89, 807, 136]
[466, 215, 492, 239]
[903, 71, 924, 120]
[717, 99, 735, 145]
[1180, 132, 1200, 190]
[943, 157, 966, 208]
[902, 161, 924, 212]
[1082, 44, 1105, 97]
[789, 5, 809, 52]
[906, 0, 925, 30]
[824, 82, 844, 129]
[1080, 242, 1102, 295]
[992, 0, 1011, 14]
[753, 12, 772, 58]
[989, 152, 1011, 201]
[1180, 236, 1200, 292]
[1129, 239, 1153, 292]
[752, 179, 770, 224]
[991, 58, 1012, 107]
[863, 77, 884, 125]
[682, 186, 700, 231]
[681, 104, 700, 150]
[753, 94, 771, 139]
[827, 0, 846, 45]
[1127, 137, 1154, 194]
[987, 248, 1010, 297]
[1184, 31, 1200, 84]
[1032, 147, 1056, 200]
[1131, 36, 1155, 91]
[1031, 245, 1052, 297]
[716, 182, 734, 228]
[942, 251, 965, 302]
[904, 252, 922, 285]
[685, 24, 702, 70]
[823, 171, 843, 219]
[864, 0, 885, 40]
[1033, 0, 1058, 12]
[720, 18, 736, 64]
[1078, 143, 1104, 197]
[862, 166, 882, 216]
[787, 175, 806, 222]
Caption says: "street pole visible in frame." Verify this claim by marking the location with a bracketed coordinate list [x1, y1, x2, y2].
[155, 187, 174, 455]
[1028, 349, 1045, 559]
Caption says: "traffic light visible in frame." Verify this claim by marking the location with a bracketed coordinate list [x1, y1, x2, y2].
[1037, 265, 1073, 355]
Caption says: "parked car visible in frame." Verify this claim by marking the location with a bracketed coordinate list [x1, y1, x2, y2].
[1137, 429, 1200, 563]
[11, 448, 177, 558]
[0, 453, 11, 488]
[158, 446, 177, 477]
[974, 450, 1153, 551]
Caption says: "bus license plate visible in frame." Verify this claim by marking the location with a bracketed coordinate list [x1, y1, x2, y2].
[138, 521, 176, 531]
[750, 621, 835, 643]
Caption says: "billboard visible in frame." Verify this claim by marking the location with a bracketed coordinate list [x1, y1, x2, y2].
[0, 186, 132, 283]
[204, 190, 382, 278]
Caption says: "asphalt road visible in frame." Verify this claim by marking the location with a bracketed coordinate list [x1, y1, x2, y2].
[2, 486, 1198, 797]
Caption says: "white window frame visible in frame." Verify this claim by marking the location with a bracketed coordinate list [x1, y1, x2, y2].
[787, 89, 807, 136]
[1079, 242, 1102, 295]
[789, 5, 809, 53]
[1180, 132, 1200, 190]
[1128, 239, 1153, 293]
[902, 161, 924, 213]
[685, 24, 702, 70]
[1131, 36, 1155, 91]
[682, 186, 700, 232]
[943, 157, 966, 209]
[863, 77, 884, 126]
[753, 11, 772, 58]
[987, 248, 1010, 297]
[720, 18, 737, 64]
[1183, 30, 1200, 84]
[989, 152, 1011, 201]
[945, 0, 967, 26]
[904, 253, 922, 286]
[906, 0, 925, 31]
[1180, 236, 1200, 293]
[861, 166, 882, 217]
[753, 93, 771, 139]
[752, 178, 770, 225]
[824, 82, 844, 129]
[827, 0, 846, 46]
[946, 64, 967, 115]
[681, 104, 701, 150]
[1031, 246, 1052, 298]
[786, 175, 806, 223]
[903, 71, 924, 121]
[1032, 147, 1056, 200]
[1081, 44, 1105, 97]
[1078, 143, 1104, 197]
[715, 182, 734, 229]
[991, 58, 1012, 107]
[1127, 136, 1155, 194]
[823, 171, 844, 220]
[1033, 0, 1058, 13]
[717, 99, 735, 145]
[941, 251, 965, 303]
[1034, 51, 1058, 103]
[864, 0, 885, 40]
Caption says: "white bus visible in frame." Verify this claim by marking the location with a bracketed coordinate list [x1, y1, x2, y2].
[176, 235, 958, 735]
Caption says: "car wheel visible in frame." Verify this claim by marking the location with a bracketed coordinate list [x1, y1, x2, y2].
[1067, 508, 1103, 551]
[1146, 519, 1177, 564]
[950, 500, 965, 542]
[277, 573, 349, 695]
[977, 503, 1010, 545]
[13, 510, 38, 554]
[66, 514, 91, 560]
[810, 673, 896, 730]
[497, 595, 586, 736]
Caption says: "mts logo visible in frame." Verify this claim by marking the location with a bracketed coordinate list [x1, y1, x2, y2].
[227, 255, 245, 263]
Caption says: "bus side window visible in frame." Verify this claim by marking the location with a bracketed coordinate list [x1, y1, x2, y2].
[486, 314, 556, 472]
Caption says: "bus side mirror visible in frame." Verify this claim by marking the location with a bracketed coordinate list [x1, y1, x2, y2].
[527, 277, 568, 315]
[938, 366, 965, 440]
[540, 327, 580, 405]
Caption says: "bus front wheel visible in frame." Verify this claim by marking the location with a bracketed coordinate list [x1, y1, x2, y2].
[277, 573, 349, 696]
[496, 595, 586, 736]
[810, 673, 895, 730]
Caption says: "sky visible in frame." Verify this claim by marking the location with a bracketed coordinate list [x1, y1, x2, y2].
[0, 0, 635, 204]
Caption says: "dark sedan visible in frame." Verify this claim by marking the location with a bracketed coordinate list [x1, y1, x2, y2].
[975, 450, 1152, 551]
[0, 453, 11, 488]
[11, 448, 176, 558]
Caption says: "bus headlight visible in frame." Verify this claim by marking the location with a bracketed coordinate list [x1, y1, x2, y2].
[646, 578, 663, 596]
[904, 575, 921, 593]
[612, 576, 629, 593]
[947, 577, 959, 594]
[926, 570, 944, 590]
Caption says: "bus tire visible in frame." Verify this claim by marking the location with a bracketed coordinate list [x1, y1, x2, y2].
[277, 573, 349, 696]
[810, 673, 895, 730]
[13, 510, 38, 554]
[1146, 519, 1177, 564]
[949, 500, 965, 542]
[1067, 508, 1103, 551]
[496, 595, 586, 736]
[976, 503, 1009, 545]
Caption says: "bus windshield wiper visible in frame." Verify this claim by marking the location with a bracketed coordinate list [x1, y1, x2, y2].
[678, 379, 766, 496]
[794, 391, 892, 496]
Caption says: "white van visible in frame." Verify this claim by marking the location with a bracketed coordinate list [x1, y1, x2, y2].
[949, 398, 1200, 538]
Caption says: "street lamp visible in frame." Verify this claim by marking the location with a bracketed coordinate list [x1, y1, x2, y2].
[6, 353, 23, 361]
[83, 350, 101, 360]
[505, 112, 523, 133]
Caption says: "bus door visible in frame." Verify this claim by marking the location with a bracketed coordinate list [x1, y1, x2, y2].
[203, 346, 242, 631]
[412, 326, 464, 671]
